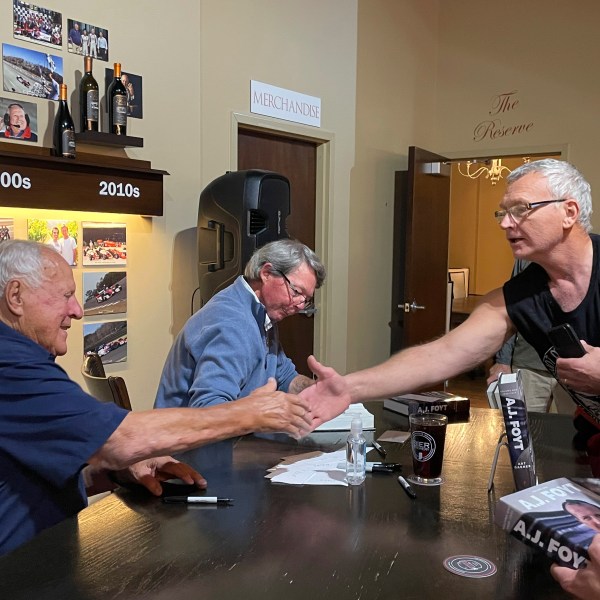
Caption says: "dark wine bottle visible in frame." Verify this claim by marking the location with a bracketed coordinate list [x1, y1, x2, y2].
[80, 55, 99, 131]
[107, 62, 127, 135]
[53, 83, 76, 158]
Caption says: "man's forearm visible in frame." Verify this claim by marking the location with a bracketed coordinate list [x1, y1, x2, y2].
[89, 386, 310, 471]
[346, 292, 512, 403]
[88, 400, 261, 471]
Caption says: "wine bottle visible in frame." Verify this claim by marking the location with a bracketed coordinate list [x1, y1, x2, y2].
[107, 62, 127, 135]
[53, 83, 76, 158]
[79, 55, 99, 131]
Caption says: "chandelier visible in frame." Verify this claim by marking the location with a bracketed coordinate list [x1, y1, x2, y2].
[456, 159, 511, 185]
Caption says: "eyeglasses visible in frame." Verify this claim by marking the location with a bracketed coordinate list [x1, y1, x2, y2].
[494, 199, 567, 224]
[275, 270, 314, 309]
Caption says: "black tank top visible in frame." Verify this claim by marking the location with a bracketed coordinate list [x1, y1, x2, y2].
[503, 233, 600, 423]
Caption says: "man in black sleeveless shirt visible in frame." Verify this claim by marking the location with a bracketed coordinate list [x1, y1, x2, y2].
[306, 158, 600, 435]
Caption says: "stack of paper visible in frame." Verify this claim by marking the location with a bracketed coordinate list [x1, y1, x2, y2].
[314, 403, 375, 431]
[266, 450, 348, 486]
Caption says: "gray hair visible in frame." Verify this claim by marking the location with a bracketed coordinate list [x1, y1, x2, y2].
[244, 238, 326, 288]
[0, 240, 51, 295]
[507, 159, 592, 232]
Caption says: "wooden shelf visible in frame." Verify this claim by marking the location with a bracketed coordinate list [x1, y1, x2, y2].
[75, 131, 144, 148]
[0, 141, 167, 216]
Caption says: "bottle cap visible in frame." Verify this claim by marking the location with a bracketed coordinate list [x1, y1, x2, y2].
[350, 417, 363, 435]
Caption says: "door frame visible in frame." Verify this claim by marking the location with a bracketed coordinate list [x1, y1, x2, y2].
[229, 111, 335, 363]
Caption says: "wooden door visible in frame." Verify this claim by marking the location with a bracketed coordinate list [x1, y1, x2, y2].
[238, 128, 317, 376]
[390, 146, 451, 355]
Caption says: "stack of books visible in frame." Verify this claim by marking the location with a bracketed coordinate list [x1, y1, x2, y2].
[383, 391, 470, 418]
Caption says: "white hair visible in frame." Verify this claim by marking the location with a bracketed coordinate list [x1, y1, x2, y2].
[507, 159, 592, 232]
[0, 240, 52, 295]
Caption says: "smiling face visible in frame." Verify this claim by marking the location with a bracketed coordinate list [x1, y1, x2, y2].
[18, 249, 83, 356]
[258, 262, 317, 322]
[498, 172, 570, 262]
[8, 105, 26, 133]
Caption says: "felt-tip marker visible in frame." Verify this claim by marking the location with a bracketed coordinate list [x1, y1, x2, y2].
[372, 440, 387, 458]
[398, 476, 417, 499]
[162, 496, 234, 505]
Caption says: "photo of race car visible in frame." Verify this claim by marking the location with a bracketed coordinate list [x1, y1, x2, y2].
[84, 320, 127, 365]
[83, 272, 127, 317]
[94, 282, 122, 303]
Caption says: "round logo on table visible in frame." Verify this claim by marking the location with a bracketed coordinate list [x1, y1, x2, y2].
[443, 555, 497, 578]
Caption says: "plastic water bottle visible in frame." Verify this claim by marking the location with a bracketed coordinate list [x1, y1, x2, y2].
[346, 417, 367, 485]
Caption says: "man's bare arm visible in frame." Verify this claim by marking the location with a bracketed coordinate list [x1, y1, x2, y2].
[345, 288, 514, 402]
[88, 379, 311, 471]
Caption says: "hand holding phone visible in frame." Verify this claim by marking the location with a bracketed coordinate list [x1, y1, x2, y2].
[548, 324, 586, 358]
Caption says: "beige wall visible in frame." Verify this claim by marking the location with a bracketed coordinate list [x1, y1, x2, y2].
[347, 0, 440, 371]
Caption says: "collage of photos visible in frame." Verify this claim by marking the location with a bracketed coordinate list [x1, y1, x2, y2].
[3, 1, 143, 146]
[2, 216, 128, 365]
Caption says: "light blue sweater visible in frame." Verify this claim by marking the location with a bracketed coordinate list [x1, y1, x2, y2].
[154, 276, 297, 408]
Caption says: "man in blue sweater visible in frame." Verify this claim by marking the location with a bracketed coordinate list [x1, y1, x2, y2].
[155, 239, 326, 410]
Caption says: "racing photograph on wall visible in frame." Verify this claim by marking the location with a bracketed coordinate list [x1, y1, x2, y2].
[83, 271, 127, 317]
[84, 320, 128, 365]
[3, 43, 63, 100]
[13, 1, 62, 50]
[82, 222, 126, 266]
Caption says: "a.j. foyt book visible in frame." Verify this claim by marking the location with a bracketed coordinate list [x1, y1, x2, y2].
[383, 391, 470, 417]
[498, 371, 537, 490]
[495, 477, 600, 569]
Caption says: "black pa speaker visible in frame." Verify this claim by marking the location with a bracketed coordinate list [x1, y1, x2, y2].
[197, 169, 290, 303]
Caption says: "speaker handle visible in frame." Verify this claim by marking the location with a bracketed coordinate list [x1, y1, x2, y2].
[207, 220, 225, 272]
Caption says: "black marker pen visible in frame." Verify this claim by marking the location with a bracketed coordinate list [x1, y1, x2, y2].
[398, 476, 417, 499]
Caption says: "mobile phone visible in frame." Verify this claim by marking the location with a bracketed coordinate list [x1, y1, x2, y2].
[548, 324, 586, 358]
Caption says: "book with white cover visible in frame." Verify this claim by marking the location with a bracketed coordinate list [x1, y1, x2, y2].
[314, 403, 375, 431]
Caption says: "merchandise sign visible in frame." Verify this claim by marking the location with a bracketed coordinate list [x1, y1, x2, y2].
[250, 80, 321, 127]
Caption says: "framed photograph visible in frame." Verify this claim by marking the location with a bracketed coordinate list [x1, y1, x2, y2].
[67, 19, 109, 62]
[13, 1, 62, 50]
[0, 218, 14, 244]
[84, 320, 128, 365]
[3, 43, 63, 100]
[83, 271, 127, 316]
[82, 222, 126, 266]
[27, 218, 78, 266]
[0, 96, 38, 142]
[105, 68, 143, 119]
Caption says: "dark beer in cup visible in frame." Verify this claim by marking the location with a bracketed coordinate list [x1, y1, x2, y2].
[408, 413, 447, 485]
